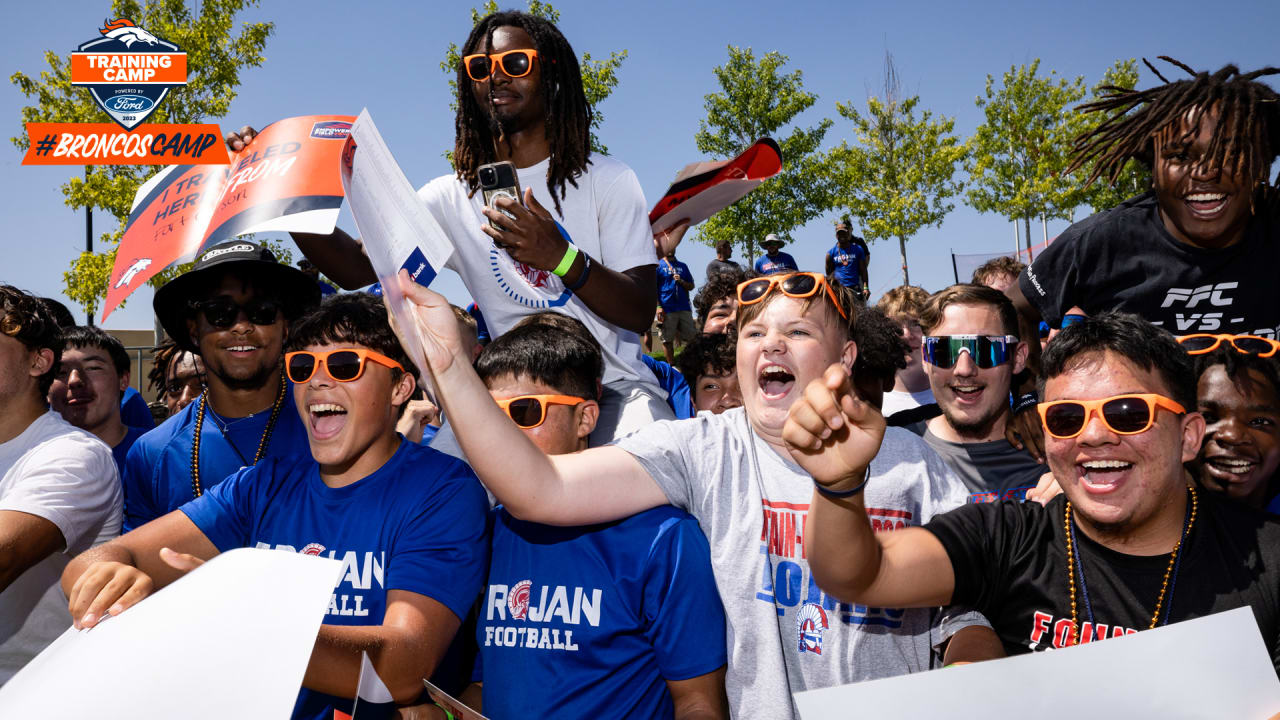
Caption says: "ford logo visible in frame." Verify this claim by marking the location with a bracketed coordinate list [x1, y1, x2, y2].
[105, 95, 154, 112]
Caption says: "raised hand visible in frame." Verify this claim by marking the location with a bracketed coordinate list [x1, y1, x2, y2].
[224, 125, 258, 153]
[654, 218, 691, 257]
[393, 270, 466, 377]
[783, 364, 887, 491]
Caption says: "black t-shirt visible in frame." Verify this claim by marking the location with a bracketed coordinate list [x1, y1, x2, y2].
[1018, 192, 1280, 338]
[925, 491, 1280, 672]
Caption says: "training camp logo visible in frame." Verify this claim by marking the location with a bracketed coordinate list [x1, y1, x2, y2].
[71, 19, 187, 131]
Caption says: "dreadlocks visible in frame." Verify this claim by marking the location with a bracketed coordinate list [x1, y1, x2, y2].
[1069, 58, 1280, 212]
[453, 11, 592, 216]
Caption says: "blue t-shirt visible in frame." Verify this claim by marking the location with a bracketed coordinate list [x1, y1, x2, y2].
[182, 440, 490, 720]
[656, 259, 694, 313]
[111, 425, 149, 482]
[753, 252, 798, 276]
[827, 242, 868, 288]
[316, 280, 337, 296]
[642, 355, 693, 420]
[122, 384, 310, 531]
[120, 386, 155, 429]
[477, 506, 726, 719]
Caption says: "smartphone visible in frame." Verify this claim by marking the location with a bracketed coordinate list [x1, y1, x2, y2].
[478, 161, 522, 228]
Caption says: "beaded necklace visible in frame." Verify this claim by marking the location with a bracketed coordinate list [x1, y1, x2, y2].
[1063, 486, 1197, 646]
[189, 371, 287, 498]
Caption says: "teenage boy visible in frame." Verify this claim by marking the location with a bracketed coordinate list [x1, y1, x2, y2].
[876, 285, 936, 419]
[48, 326, 150, 477]
[466, 318, 728, 718]
[914, 285, 1047, 502]
[123, 241, 317, 531]
[826, 220, 870, 299]
[693, 268, 748, 335]
[0, 286, 120, 684]
[753, 234, 798, 275]
[62, 293, 490, 719]
[798, 312, 1280, 667]
[228, 11, 668, 444]
[676, 333, 741, 415]
[392, 270, 994, 719]
[971, 256, 1025, 294]
[705, 240, 740, 281]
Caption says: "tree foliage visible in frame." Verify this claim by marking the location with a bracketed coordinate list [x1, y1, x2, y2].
[833, 54, 966, 285]
[1067, 59, 1152, 215]
[10, 0, 276, 319]
[965, 60, 1085, 254]
[695, 46, 838, 262]
[438, 0, 627, 158]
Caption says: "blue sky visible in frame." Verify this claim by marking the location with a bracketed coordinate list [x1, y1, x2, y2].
[4, 0, 1278, 330]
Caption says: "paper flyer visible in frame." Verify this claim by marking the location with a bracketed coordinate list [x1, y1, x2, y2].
[339, 108, 454, 388]
[424, 679, 490, 720]
[102, 114, 355, 320]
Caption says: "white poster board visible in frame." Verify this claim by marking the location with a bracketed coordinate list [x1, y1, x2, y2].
[794, 608, 1280, 719]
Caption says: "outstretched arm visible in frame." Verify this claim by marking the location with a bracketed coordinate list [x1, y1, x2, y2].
[394, 272, 669, 525]
[785, 365, 956, 608]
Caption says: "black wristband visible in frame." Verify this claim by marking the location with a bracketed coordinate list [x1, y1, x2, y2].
[564, 251, 593, 292]
[814, 467, 871, 499]
[1011, 392, 1039, 415]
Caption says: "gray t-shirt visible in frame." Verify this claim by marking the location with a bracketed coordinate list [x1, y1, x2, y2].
[616, 409, 984, 719]
[705, 258, 741, 281]
[920, 428, 1048, 503]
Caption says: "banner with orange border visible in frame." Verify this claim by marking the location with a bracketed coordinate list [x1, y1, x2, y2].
[21, 123, 228, 165]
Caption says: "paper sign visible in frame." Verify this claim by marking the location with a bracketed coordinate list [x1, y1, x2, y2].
[348, 650, 395, 718]
[340, 108, 454, 390]
[648, 137, 782, 236]
[793, 607, 1280, 719]
[424, 679, 490, 720]
[0, 548, 343, 720]
[102, 114, 355, 321]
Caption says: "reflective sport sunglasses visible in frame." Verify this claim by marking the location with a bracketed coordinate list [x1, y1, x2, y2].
[1037, 393, 1186, 439]
[736, 272, 848, 320]
[495, 394, 586, 429]
[1177, 334, 1280, 358]
[921, 335, 1019, 369]
[284, 349, 404, 384]
[463, 49, 539, 81]
[193, 297, 282, 328]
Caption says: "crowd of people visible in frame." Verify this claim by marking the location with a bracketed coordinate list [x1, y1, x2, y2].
[2, 10, 1279, 720]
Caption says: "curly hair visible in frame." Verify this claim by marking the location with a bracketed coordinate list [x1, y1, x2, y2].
[852, 306, 909, 383]
[694, 266, 751, 328]
[453, 11, 591, 216]
[1, 285, 62, 396]
[876, 285, 931, 325]
[676, 332, 737, 388]
[971, 256, 1027, 288]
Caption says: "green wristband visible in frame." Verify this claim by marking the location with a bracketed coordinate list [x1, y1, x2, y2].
[552, 244, 579, 277]
[434, 703, 457, 720]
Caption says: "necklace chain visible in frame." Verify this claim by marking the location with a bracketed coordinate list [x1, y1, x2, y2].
[190, 371, 287, 498]
[1064, 486, 1197, 646]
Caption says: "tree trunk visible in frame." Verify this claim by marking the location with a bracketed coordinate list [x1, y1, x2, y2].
[899, 235, 909, 286]
[1023, 214, 1033, 261]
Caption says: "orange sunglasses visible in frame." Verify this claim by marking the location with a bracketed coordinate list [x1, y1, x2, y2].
[495, 394, 586, 429]
[284, 349, 404, 384]
[1037, 393, 1186, 439]
[462, 49, 539, 82]
[736, 272, 848, 320]
[1176, 334, 1280, 358]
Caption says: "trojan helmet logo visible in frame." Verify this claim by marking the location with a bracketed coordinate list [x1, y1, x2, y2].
[507, 579, 532, 620]
[796, 603, 830, 655]
[70, 19, 188, 131]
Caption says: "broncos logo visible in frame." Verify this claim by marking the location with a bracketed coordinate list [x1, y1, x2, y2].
[99, 18, 160, 48]
[114, 258, 152, 289]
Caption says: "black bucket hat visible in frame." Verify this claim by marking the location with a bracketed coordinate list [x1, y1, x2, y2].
[153, 240, 320, 353]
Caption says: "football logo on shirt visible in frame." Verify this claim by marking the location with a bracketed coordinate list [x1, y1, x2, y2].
[508, 579, 533, 620]
[301, 542, 326, 556]
[796, 602, 829, 655]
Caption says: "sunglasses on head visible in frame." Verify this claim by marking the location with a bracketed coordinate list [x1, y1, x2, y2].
[1037, 393, 1186, 439]
[284, 349, 404, 384]
[495, 394, 586, 429]
[736, 272, 848, 320]
[1177, 334, 1280, 357]
[463, 49, 539, 82]
[921, 335, 1019, 369]
[193, 297, 282, 329]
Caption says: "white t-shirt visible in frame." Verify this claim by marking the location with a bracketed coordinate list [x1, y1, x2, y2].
[417, 155, 658, 386]
[0, 411, 122, 684]
[616, 410, 984, 720]
[882, 388, 935, 416]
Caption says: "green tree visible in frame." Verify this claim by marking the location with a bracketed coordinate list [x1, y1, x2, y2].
[439, 0, 628, 158]
[10, 0, 275, 319]
[1066, 59, 1152, 215]
[833, 54, 966, 285]
[695, 46, 839, 262]
[965, 60, 1086, 258]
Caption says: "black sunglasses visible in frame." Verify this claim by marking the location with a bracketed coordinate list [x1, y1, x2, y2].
[193, 297, 282, 328]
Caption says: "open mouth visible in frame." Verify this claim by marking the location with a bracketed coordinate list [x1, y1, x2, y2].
[1078, 459, 1134, 493]
[1184, 191, 1228, 218]
[1204, 456, 1258, 479]
[308, 402, 348, 440]
[758, 365, 795, 399]
[949, 383, 985, 403]
[225, 344, 259, 355]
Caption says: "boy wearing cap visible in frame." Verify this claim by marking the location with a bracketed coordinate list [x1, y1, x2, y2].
[753, 234, 798, 276]
[64, 293, 490, 720]
[122, 241, 318, 531]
